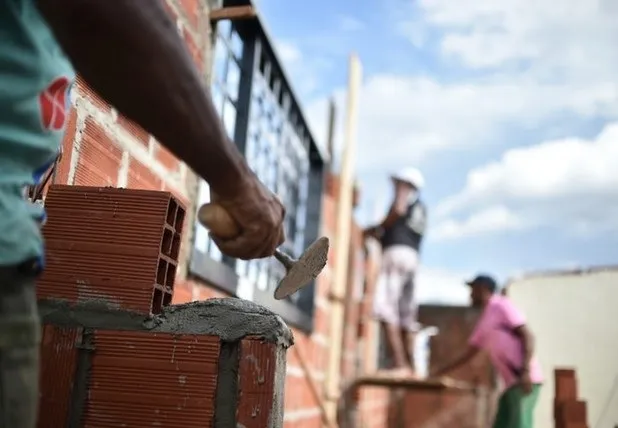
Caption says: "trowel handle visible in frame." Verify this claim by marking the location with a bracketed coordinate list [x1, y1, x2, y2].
[197, 203, 240, 239]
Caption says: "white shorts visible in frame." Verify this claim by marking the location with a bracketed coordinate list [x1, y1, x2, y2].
[372, 245, 420, 331]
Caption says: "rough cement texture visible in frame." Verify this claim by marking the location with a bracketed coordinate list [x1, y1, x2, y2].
[38, 297, 294, 346]
[155, 298, 293, 345]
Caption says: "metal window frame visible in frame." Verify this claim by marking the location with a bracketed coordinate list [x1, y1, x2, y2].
[189, 1, 326, 333]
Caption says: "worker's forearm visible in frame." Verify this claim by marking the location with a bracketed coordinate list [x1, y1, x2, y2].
[433, 347, 477, 377]
[379, 206, 401, 229]
[521, 331, 534, 372]
[434, 356, 465, 376]
[37, 0, 250, 197]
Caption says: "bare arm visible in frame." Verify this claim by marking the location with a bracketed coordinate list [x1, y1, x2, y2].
[37, 0, 251, 197]
[364, 186, 410, 238]
[431, 345, 480, 377]
[514, 325, 534, 372]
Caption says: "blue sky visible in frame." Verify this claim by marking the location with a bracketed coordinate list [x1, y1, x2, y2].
[254, 0, 618, 304]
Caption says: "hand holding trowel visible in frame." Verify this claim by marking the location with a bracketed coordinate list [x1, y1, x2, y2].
[198, 203, 329, 299]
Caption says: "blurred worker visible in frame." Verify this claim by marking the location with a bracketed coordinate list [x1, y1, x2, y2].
[432, 274, 543, 428]
[1, 1, 285, 426]
[363, 167, 427, 376]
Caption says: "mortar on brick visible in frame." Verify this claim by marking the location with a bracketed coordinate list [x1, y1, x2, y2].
[39, 297, 294, 346]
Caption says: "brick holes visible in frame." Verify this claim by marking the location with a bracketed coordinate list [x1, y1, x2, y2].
[167, 199, 178, 227]
[166, 264, 177, 290]
[152, 287, 163, 315]
[171, 233, 181, 260]
[160, 227, 182, 260]
[175, 206, 186, 234]
[153, 257, 175, 313]
[162, 291, 172, 307]
[162, 227, 173, 257]
[157, 259, 167, 287]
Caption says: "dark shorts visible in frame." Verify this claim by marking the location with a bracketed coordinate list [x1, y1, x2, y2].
[493, 384, 541, 428]
[0, 264, 41, 428]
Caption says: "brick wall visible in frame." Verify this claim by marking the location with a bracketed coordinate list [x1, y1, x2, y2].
[418, 305, 495, 388]
[45, 1, 389, 427]
[416, 305, 497, 427]
[283, 174, 390, 428]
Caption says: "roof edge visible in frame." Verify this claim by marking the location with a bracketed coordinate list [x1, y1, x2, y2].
[506, 264, 618, 287]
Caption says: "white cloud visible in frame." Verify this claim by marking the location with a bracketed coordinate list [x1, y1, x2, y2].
[415, 267, 471, 305]
[433, 122, 618, 239]
[302, 0, 618, 173]
[432, 205, 524, 240]
[305, 73, 618, 173]
[418, 0, 618, 81]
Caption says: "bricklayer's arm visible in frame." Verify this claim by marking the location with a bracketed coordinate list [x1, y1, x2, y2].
[36, 0, 250, 198]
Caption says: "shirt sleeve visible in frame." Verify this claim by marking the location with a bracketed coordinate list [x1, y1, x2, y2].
[498, 298, 526, 329]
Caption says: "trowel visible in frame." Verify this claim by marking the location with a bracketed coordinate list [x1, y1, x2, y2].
[197, 203, 329, 300]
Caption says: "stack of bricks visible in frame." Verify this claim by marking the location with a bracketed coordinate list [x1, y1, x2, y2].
[554, 368, 589, 428]
[36, 185, 292, 427]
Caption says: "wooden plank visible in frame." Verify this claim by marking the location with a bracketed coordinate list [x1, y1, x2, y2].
[209, 6, 256, 23]
[352, 374, 475, 391]
[324, 52, 363, 420]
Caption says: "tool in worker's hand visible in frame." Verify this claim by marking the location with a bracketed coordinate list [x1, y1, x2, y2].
[197, 203, 329, 300]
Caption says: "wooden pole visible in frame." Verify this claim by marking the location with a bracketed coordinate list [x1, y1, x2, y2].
[324, 52, 362, 421]
[326, 98, 337, 171]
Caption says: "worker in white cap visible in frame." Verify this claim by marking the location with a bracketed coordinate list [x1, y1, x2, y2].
[364, 167, 427, 377]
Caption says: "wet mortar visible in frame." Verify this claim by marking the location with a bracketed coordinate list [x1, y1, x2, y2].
[38, 296, 294, 346]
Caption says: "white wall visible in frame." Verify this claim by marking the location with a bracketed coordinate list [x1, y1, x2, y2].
[508, 269, 618, 428]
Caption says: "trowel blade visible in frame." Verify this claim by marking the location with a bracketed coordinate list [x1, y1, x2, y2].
[273, 237, 329, 300]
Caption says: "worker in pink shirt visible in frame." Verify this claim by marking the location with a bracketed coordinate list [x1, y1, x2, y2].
[432, 274, 543, 428]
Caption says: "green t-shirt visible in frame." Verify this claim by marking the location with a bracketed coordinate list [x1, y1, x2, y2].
[0, 0, 75, 267]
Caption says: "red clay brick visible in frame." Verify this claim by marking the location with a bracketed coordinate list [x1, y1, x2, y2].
[555, 400, 588, 426]
[183, 27, 203, 68]
[178, 0, 200, 29]
[117, 114, 150, 147]
[74, 120, 122, 187]
[38, 325, 81, 428]
[127, 156, 162, 191]
[555, 369, 578, 401]
[39, 185, 183, 315]
[54, 107, 77, 185]
[83, 331, 219, 427]
[154, 142, 180, 172]
[237, 338, 281, 427]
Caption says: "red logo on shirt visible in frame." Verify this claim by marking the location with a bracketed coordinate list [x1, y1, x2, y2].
[39, 76, 70, 131]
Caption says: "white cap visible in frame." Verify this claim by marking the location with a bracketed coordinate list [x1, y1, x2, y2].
[391, 167, 425, 190]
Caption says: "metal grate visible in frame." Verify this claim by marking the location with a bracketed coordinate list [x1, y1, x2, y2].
[190, 13, 324, 325]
